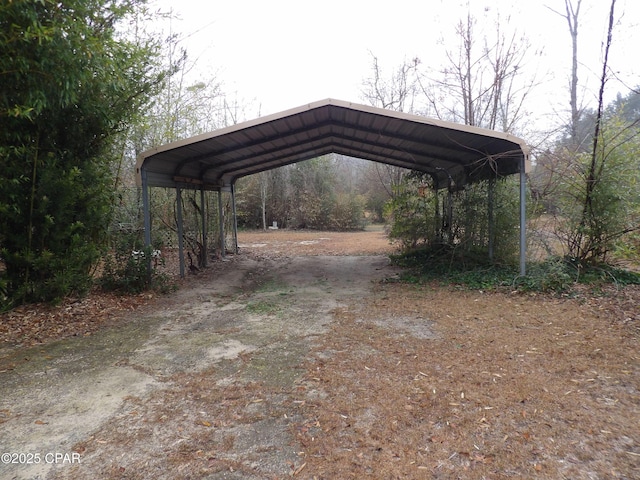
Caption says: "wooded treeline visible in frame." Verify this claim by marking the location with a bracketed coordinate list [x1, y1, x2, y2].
[234, 155, 393, 230]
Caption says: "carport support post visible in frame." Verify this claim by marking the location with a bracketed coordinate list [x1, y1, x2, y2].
[231, 183, 239, 254]
[519, 156, 527, 276]
[488, 177, 495, 262]
[141, 166, 152, 278]
[218, 189, 225, 258]
[176, 186, 185, 278]
[200, 187, 207, 268]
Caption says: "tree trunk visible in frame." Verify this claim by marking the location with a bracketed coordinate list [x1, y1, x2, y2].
[565, 0, 582, 146]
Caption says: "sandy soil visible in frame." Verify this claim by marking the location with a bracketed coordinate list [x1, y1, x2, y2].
[0, 228, 638, 479]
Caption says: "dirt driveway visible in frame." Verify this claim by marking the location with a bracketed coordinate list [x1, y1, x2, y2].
[0, 229, 400, 479]
[1, 229, 639, 479]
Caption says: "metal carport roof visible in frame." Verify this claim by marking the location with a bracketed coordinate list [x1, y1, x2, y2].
[136, 98, 530, 190]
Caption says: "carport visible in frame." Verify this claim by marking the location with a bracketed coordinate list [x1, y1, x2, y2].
[136, 99, 530, 275]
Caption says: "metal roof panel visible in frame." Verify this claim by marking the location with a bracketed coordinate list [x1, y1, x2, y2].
[137, 99, 529, 190]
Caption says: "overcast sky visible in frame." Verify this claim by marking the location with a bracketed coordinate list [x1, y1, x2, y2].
[151, 0, 639, 127]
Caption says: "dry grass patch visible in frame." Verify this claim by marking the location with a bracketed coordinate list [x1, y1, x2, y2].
[238, 227, 395, 257]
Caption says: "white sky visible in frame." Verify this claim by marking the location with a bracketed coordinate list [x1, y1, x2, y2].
[152, 0, 639, 127]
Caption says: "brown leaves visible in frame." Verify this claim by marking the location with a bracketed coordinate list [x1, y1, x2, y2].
[0, 408, 10, 424]
[458, 451, 495, 465]
[0, 292, 150, 348]
[292, 283, 640, 479]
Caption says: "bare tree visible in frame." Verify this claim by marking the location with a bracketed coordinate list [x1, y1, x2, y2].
[361, 52, 420, 113]
[569, 0, 617, 262]
[537, 0, 640, 264]
[547, 0, 583, 147]
[361, 54, 419, 201]
[419, 9, 537, 133]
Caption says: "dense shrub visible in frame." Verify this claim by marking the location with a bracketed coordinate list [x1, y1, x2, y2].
[99, 241, 174, 295]
[0, 0, 172, 306]
[386, 175, 520, 264]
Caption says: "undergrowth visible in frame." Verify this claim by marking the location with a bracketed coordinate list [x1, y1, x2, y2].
[390, 246, 640, 293]
[99, 244, 175, 295]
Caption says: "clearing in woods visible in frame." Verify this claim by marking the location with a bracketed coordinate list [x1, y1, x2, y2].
[0, 228, 638, 479]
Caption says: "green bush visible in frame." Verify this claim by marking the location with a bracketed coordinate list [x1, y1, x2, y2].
[392, 249, 640, 294]
[554, 115, 640, 265]
[514, 257, 575, 292]
[390, 244, 518, 290]
[0, 0, 173, 306]
[385, 177, 439, 249]
[99, 241, 173, 295]
[386, 175, 520, 264]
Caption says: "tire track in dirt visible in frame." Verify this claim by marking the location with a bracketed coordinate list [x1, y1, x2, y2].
[0, 254, 399, 479]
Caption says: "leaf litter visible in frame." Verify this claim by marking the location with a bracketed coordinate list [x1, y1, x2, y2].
[0, 229, 638, 479]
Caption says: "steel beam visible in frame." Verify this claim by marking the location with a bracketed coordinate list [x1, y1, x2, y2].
[141, 166, 152, 277]
[200, 187, 207, 267]
[231, 182, 239, 254]
[218, 189, 225, 258]
[176, 186, 185, 278]
[519, 156, 527, 276]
